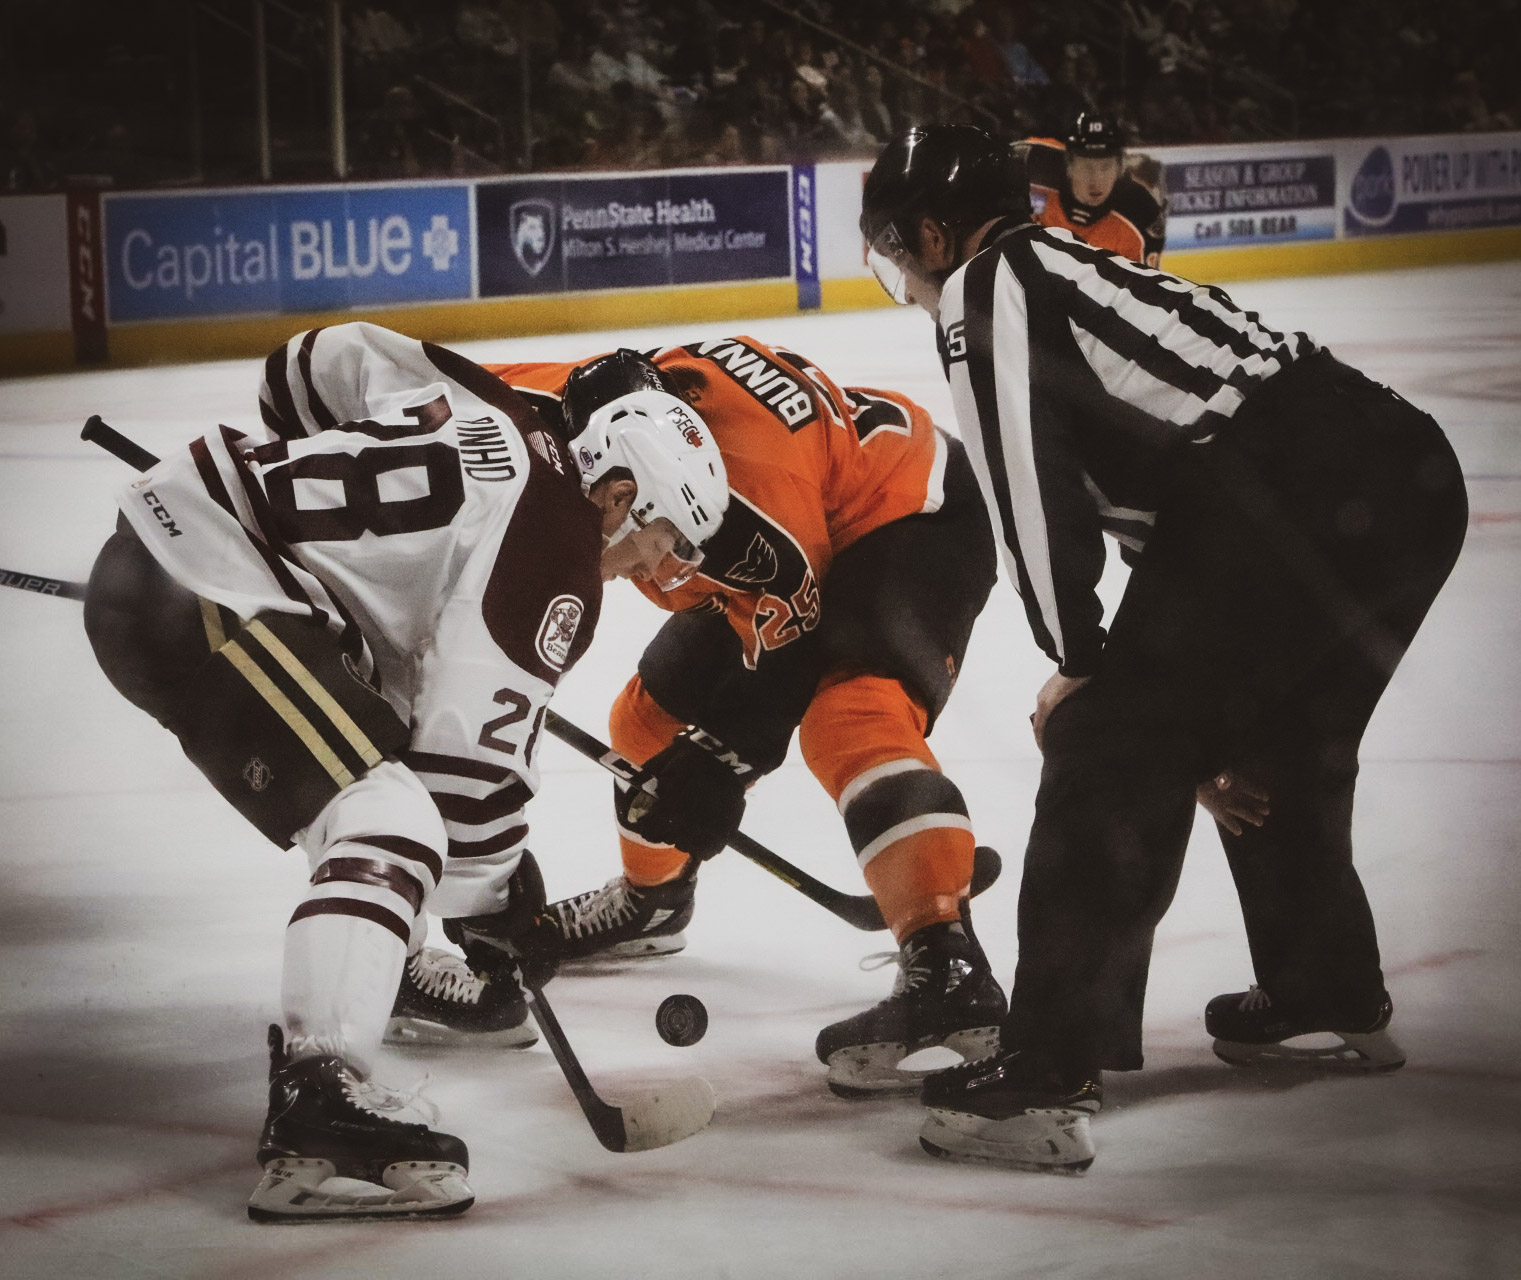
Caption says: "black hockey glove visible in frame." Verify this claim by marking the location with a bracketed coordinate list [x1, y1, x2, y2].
[616, 727, 753, 860]
[443, 850, 560, 988]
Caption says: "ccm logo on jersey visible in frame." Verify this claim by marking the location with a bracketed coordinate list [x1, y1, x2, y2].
[536, 594, 584, 671]
[141, 488, 185, 537]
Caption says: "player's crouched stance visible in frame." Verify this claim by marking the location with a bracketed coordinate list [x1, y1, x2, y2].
[80, 322, 726, 1219]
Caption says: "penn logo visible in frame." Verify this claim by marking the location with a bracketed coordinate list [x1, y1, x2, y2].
[536, 594, 584, 671]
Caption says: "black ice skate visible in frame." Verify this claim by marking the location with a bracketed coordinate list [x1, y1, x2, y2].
[918, 1048, 1103, 1175]
[1206, 985, 1406, 1072]
[384, 946, 538, 1049]
[248, 1026, 473, 1222]
[815, 920, 1007, 1098]
[543, 867, 697, 961]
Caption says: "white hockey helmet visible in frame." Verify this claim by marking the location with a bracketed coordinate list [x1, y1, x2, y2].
[565, 352, 729, 556]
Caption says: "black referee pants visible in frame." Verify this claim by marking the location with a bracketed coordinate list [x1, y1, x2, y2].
[1004, 352, 1468, 1073]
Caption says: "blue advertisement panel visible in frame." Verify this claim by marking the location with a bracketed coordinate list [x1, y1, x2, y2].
[1165, 153, 1336, 249]
[477, 168, 791, 298]
[1343, 136, 1521, 237]
[105, 183, 472, 322]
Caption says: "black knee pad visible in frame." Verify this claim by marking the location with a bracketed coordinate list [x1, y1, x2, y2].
[174, 611, 409, 847]
[818, 440, 997, 727]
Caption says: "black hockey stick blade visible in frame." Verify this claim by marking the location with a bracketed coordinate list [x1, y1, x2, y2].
[82, 415, 160, 472]
[543, 710, 1001, 932]
[525, 979, 715, 1153]
[1, 569, 87, 601]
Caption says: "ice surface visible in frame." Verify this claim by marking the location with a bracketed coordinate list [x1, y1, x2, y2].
[1, 261, 1518, 1278]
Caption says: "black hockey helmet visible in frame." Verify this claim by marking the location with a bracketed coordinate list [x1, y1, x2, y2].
[1066, 111, 1124, 159]
[562, 348, 681, 437]
[860, 125, 1029, 303]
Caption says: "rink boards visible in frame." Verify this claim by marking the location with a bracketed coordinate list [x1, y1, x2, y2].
[2, 130, 1519, 375]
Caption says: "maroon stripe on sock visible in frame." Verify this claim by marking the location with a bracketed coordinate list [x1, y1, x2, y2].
[289, 897, 410, 944]
[312, 857, 426, 915]
[448, 824, 528, 860]
[351, 834, 444, 885]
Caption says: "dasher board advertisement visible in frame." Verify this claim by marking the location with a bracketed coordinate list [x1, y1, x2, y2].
[104, 182, 473, 322]
[477, 168, 791, 298]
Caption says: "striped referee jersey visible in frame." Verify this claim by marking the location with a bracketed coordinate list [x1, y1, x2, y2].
[938, 221, 1318, 676]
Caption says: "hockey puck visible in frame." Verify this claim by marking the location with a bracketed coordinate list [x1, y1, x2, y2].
[655, 994, 708, 1047]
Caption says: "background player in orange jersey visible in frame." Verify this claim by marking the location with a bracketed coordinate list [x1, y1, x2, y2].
[1018, 111, 1168, 267]
[480, 341, 1007, 1096]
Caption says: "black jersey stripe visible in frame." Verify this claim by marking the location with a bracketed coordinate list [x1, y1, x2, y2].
[404, 749, 513, 785]
[262, 339, 305, 439]
[297, 328, 339, 431]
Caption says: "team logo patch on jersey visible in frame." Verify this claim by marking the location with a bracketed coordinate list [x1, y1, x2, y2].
[510, 199, 557, 276]
[243, 757, 273, 792]
[726, 533, 779, 585]
[536, 595, 584, 671]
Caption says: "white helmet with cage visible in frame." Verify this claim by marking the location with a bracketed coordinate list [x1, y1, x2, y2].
[565, 352, 729, 556]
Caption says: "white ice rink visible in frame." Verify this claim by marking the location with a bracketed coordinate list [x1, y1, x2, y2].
[2, 261, 1518, 1279]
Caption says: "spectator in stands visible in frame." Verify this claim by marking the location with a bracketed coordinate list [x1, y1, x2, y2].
[819, 75, 880, 154]
[990, 7, 1049, 89]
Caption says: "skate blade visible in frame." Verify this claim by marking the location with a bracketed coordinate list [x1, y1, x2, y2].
[1212, 1026, 1406, 1073]
[384, 1015, 538, 1050]
[825, 1026, 1001, 1099]
[247, 1158, 474, 1222]
[918, 1106, 1095, 1175]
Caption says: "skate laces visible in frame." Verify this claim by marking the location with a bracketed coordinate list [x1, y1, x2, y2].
[1239, 985, 1271, 1013]
[341, 1067, 443, 1127]
[409, 948, 484, 1005]
[557, 877, 640, 938]
[858, 939, 931, 997]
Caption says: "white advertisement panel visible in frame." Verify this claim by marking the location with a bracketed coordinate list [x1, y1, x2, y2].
[0, 195, 70, 334]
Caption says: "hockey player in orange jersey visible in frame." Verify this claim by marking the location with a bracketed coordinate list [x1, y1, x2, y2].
[1019, 111, 1168, 267]
[481, 339, 1007, 1096]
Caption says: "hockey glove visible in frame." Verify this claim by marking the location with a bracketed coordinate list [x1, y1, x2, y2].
[616, 727, 753, 860]
[443, 850, 560, 988]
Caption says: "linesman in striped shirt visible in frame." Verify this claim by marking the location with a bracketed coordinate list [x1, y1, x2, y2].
[860, 126, 1469, 1173]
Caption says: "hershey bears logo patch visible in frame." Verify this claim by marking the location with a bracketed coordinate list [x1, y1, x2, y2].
[536, 595, 584, 671]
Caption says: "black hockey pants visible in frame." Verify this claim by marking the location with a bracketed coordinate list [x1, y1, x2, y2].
[1004, 351, 1469, 1073]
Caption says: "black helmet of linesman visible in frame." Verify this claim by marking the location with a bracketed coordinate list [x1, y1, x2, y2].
[860, 125, 1029, 304]
[1066, 111, 1124, 159]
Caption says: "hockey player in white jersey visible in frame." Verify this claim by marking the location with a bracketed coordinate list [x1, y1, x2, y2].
[82, 321, 727, 1220]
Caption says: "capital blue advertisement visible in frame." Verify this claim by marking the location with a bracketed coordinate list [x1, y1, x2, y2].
[104, 182, 473, 322]
[1343, 134, 1521, 237]
[1163, 151, 1336, 249]
[477, 167, 791, 298]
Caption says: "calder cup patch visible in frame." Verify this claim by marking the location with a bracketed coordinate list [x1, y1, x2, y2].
[536, 594, 584, 671]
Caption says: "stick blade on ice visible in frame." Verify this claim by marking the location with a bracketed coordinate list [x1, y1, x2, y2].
[615, 1077, 717, 1152]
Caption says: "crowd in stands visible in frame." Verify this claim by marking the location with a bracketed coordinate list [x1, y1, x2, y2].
[3, 0, 1518, 190]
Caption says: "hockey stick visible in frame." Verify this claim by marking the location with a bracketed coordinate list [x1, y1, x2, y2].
[1, 569, 87, 601]
[544, 710, 1002, 933]
[71, 416, 1005, 929]
[4, 418, 157, 603]
[524, 977, 715, 1153]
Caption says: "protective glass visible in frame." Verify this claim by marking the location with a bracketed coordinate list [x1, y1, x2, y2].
[866, 222, 913, 305]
